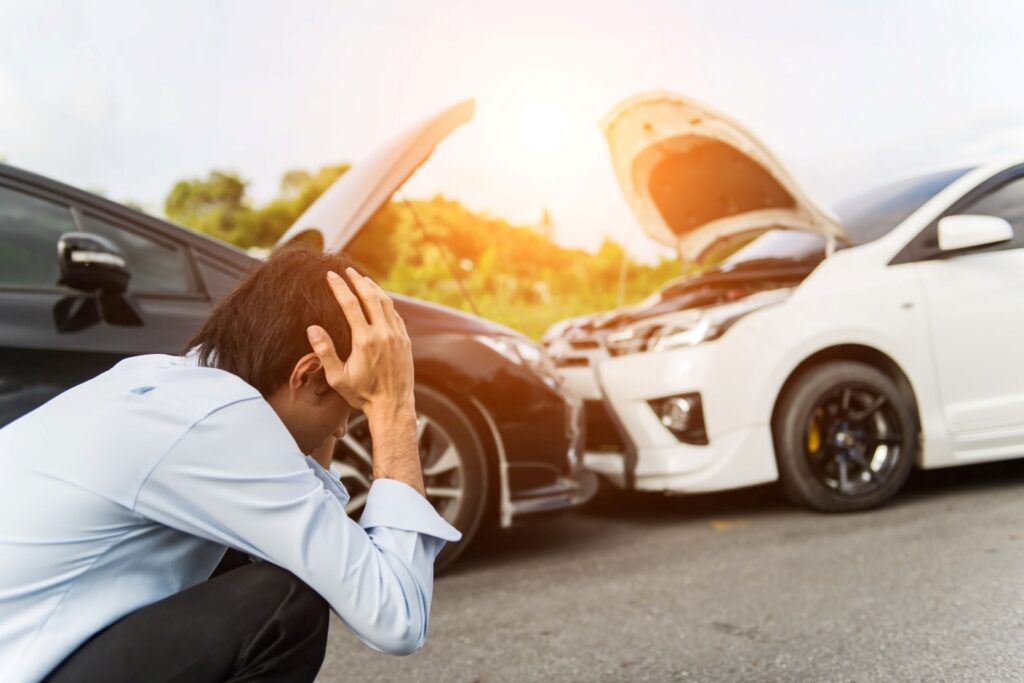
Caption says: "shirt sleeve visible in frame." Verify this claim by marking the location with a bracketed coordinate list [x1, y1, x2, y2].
[303, 455, 351, 507]
[133, 398, 461, 655]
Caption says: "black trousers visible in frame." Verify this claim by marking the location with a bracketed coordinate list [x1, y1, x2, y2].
[43, 551, 329, 682]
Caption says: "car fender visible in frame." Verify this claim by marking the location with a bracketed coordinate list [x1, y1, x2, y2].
[745, 258, 954, 468]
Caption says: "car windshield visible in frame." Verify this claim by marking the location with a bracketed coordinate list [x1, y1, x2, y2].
[719, 167, 973, 268]
[834, 167, 972, 245]
[652, 167, 973, 300]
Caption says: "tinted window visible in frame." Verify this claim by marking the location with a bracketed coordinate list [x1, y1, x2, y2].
[195, 258, 243, 300]
[0, 185, 76, 287]
[957, 175, 1024, 246]
[835, 168, 971, 245]
[712, 169, 972, 271]
[80, 214, 193, 294]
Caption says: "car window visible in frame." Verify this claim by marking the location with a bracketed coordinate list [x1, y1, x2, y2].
[80, 214, 194, 295]
[694, 169, 973, 280]
[195, 258, 243, 301]
[0, 185, 76, 287]
[956, 175, 1024, 247]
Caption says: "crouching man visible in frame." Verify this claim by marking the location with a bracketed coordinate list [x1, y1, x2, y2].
[0, 248, 459, 682]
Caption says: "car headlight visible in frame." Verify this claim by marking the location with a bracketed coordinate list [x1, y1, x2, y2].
[476, 335, 561, 387]
[610, 290, 790, 355]
[647, 315, 729, 352]
[648, 294, 785, 352]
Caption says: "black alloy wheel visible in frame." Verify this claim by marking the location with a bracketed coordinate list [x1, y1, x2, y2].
[330, 384, 488, 571]
[774, 361, 918, 512]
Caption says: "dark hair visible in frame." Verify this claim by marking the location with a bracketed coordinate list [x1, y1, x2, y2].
[185, 246, 355, 397]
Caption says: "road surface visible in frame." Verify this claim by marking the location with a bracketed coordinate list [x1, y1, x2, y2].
[320, 461, 1024, 682]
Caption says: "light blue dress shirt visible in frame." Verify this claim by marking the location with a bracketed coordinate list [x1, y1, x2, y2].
[0, 354, 460, 683]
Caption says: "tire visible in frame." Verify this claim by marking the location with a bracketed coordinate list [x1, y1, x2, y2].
[331, 384, 488, 572]
[773, 360, 918, 512]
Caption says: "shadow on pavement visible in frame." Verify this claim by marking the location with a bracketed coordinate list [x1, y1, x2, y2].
[900, 457, 1024, 501]
[581, 481, 786, 521]
[448, 457, 1024, 576]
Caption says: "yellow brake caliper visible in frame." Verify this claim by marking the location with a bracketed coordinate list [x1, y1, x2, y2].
[807, 408, 825, 455]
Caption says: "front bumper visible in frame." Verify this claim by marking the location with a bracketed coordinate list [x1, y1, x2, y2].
[474, 381, 598, 527]
[559, 333, 781, 494]
[507, 465, 599, 520]
[507, 387, 598, 522]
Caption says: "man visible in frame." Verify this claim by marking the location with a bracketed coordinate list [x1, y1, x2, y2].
[0, 247, 460, 682]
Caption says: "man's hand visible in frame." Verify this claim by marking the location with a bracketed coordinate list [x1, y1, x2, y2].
[306, 268, 424, 496]
[307, 268, 415, 415]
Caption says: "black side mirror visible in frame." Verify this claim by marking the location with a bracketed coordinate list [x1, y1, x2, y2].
[57, 232, 130, 294]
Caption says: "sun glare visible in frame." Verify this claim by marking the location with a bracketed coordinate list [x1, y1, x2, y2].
[477, 67, 603, 188]
[515, 101, 569, 152]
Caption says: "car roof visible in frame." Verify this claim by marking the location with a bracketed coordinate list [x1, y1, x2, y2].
[0, 162, 254, 268]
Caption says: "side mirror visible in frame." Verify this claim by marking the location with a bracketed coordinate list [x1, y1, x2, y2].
[937, 215, 1014, 252]
[57, 232, 130, 294]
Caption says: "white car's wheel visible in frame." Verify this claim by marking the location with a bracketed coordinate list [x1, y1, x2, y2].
[331, 384, 487, 571]
[774, 361, 918, 512]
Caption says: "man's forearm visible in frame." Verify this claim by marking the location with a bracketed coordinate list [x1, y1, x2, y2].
[366, 403, 426, 497]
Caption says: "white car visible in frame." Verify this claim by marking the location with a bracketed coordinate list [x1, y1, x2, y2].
[545, 91, 1024, 511]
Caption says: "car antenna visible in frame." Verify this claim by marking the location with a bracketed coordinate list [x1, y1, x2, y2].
[400, 194, 481, 317]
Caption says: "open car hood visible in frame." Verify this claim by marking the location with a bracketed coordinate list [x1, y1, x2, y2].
[275, 99, 475, 252]
[602, 91, 845, 263]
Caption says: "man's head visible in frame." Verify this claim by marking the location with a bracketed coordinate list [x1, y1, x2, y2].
[185, 247, 359, 453]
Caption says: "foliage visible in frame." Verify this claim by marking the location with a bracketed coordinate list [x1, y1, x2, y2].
[164, 165, 353, 249]
[165, 164, 685, 339]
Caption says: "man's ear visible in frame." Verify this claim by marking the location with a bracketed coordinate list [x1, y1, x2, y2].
[289, 352, 323, 392]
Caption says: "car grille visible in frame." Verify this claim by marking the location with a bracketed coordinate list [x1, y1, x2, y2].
[545, 326, 659, 366]
[546, 338, 602, 367]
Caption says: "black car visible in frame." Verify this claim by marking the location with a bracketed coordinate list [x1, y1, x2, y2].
[0, 101, 596, 569]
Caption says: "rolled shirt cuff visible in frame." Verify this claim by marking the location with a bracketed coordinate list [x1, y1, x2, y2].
[359, 478, 462, 542]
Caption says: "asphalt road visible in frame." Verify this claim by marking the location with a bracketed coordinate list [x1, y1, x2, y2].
[319, 462, 1024, 682]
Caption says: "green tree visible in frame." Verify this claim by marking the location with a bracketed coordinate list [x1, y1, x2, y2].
[165, 164, 685, 338]
[165, 171, 256, 246]
[162, 164, 398, 254]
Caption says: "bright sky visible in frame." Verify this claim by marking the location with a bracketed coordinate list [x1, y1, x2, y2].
[3, 0, 1024, 262]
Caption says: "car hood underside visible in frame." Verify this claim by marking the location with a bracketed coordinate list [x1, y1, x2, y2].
[601, 91, 846, 263]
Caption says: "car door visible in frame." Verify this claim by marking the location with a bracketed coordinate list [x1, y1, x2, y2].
[913, 171, 1024, 460]
[0, 181, 212, 427]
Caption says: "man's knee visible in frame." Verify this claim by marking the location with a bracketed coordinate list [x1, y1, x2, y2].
[44, 561, 331, 683]
[236, 561, 329, 654]
[248, 561, 329, 616]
